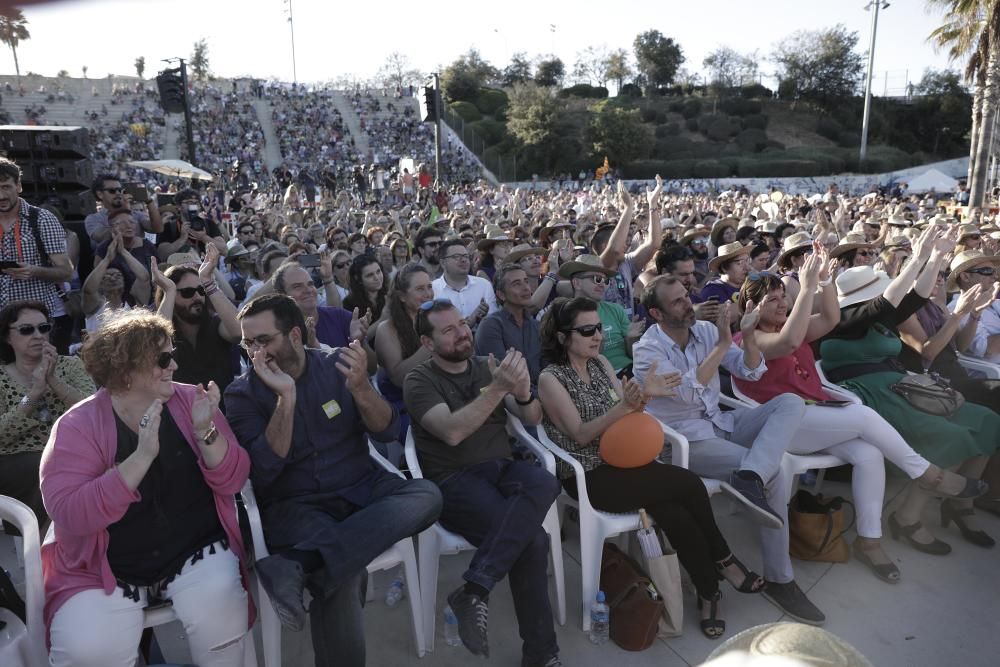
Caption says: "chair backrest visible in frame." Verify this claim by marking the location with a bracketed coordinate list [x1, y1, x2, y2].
[534, 423, 598, 513]
[368, 439, 406, 479]
[403, 428, 424, 480]
[0, 496, 46, 667]
[504, 412, 556, 475]
[813, 361, 862, 405]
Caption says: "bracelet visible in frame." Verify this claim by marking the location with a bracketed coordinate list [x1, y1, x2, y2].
[514, 395, 535, 406]
[202, 280, 219, 296]
[546, 272, 559, 283]
[322, 278, 335, 286]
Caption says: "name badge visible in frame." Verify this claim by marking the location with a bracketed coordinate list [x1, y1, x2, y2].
[322, 399, 341, 420]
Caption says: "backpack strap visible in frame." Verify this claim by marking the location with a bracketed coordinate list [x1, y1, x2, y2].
[24, 203, 51, 267]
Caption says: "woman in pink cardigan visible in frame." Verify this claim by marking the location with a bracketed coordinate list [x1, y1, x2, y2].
[40, 310, 255, 667]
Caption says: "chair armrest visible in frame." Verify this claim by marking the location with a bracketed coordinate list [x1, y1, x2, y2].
[368, 439, 406, 478]
[719, 394, 752, 410]
[957, 353, 1000, 379]
[814, 360, 862, 405]
[650, 417, 691, 469]
[535, 424, 595, 513]
[404, 427, 425, 479]
[239, 480, 272, 561]
[506, 410, 556, 475]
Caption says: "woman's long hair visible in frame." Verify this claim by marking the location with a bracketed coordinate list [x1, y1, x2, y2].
[388, 263, 429, 358]
[540, 297, 598, 366]
[347, 255, 388, 318]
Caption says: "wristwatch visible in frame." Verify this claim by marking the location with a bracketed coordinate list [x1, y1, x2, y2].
[197, 424, 220, 446]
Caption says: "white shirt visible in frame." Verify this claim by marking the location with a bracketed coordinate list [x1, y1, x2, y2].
[432, 274, 498, 320]
[947, 295, 1000, 363]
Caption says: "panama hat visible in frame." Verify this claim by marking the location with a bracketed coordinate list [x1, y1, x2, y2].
[557, 254, 617, 279]
[957, 223, 982, 241]
[836, 266, 892, 308]
[710, 216, 739, 247]
[538, 219, 575, 244]
[946, 250, 1000, 291]
[774, 231, 813, 267]
[680, 224, 710, 245]
[477, 226, 512, 251]
[706, 622, 873, 667]
[503, 243, 546, 265]
[828, 233, 874, 260]
[708, 241, 753, 274]
[886, 214, 911, 227]
[164, 251, 201, 268]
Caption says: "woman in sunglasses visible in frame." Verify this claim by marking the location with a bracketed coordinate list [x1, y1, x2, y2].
[40, 309, 254, 667]
[733, 245, 986, 582]
[538, 297, 765, 639]
[0, 300, 94, 528]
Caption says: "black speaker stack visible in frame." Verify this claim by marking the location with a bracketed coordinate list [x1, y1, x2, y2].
[0, 125, 96, 220]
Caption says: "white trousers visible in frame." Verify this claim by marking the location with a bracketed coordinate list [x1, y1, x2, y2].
[49, 542, 249, 667]
[789, 403, 930, 538]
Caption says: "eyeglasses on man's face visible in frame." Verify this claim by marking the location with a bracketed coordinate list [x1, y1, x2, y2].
[239, 331, 285, 351]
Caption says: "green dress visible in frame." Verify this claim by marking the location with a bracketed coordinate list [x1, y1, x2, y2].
[821, 325, 1000, 467]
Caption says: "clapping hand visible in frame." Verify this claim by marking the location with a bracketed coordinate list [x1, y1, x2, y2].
[251, 348, 296, 398]
[627, 314, 646, 340]
[151, 257, 173, 293]
[198, 243, 219, 282]
[739, 299, 762, 336]
[489, 348, 529, 397]
[715, 301, 733, 345]
[349, 307, 372, 341]
[641, 360, 681, 399]
[646, 174, 663, 208]
[335, 340, 371, 394]
[621, 377, 646, 411]
[136, 399, 163, 460]
[617, 179, 633, 210]
[191, 381, 220, 434]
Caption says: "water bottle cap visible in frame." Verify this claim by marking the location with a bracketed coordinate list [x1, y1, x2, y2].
[596, 591, 605, 602]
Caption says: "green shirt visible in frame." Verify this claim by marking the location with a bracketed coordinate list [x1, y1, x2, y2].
[598, 300, 632, 371]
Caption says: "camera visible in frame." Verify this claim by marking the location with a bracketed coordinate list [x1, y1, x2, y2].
[185, 204, 206, 232]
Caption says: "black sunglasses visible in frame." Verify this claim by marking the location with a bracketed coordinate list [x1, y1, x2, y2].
[100, 187, 124, 194]
[177, 286, 207, 298]
[334, 261, 349, 269]
[967, 266, 996, 277]
[562, 324, 602, 337]
[156, 348, 178, 370]
[10, 322, 53, 336]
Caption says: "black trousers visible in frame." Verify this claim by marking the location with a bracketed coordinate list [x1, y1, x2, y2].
[563, 462, 731, 597]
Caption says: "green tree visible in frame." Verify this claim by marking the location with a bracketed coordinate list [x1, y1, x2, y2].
[0, 9, 30, 82]
[441, 48, 499, 102]
[506, 83, 566, 169]
[587, 105, 652, 165]
[534, 56, 565, 88]
[134, 56, 145, 79]
[772, 24, 864, 108]
[190, 39, 210, 81]
[605, 48, 633, 94]
[501, 52, 532, 87]
[633, 30, 684, 89]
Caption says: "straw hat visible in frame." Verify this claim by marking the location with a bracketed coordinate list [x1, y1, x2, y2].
[710, 216, 739, 246]
[538, 219, 575, 244]
[774, 231, 813, 267]
[757, 220, 778, 234]
[503, 243, 547, 265]
[164, 251, 201, 268]
[836, 266, 892, 307]
[957, 223, 982, 241]
[660, 217, 678, 229]
[828, 233, 874, 260]
[708, 241, 753, 274]
[883, 233, 911, 249]
[706, 622, 873, 667]
[680, 224, 710, 245]
[477, 225, 513, 251]
[225, 243, 253, 263]
[946, 250, 1000, 291]
[886, 214, 911, 227]
[557, 254, 617, 279]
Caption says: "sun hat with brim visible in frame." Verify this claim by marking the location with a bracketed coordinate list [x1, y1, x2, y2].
[958, 223, 982, 240]
[558, 254, 617, 279]
[710, 216, 739, 246]
[680, 225, 710, 245]
[503, 243, 547, 265]
[758, 220, 778, 234]
[828, 233, 874, 260]
[165, 251, 202, 268]
[886, 215, 911, 227]
[706, 622, 873, 667]
[774, 231, 813, 267]
[538, 219, 574, 244]
[946, 250, 1000, 291]
[708, 241, 753, 274]
[477, 227, 512, 251]
[884, 234, 911, 249]
[837, 266, 892, 308]
[225, 243, 252, 262]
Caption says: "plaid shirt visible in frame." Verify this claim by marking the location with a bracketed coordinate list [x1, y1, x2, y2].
[0, 199, 68, 315]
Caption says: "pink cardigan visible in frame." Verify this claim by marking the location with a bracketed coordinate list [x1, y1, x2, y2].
[39, 384, 256, 635]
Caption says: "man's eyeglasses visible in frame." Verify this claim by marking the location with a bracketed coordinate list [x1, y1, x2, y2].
[967, 266, 996, 277]
[177, 286, 207, 299]
[442, 252, 470, 261]
[156, 348, 178, 370]
[561, 324, 602, 337]
[578, 273, 608, 284]
[419, 298, 453, 311]
[240, 331, 285, 350]
[9, 322, 53, 336]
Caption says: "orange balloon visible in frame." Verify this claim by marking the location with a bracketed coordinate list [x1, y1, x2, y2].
[599, 412, 664, 468]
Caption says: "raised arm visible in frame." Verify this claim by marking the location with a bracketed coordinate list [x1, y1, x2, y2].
[599, 180, 635, 269]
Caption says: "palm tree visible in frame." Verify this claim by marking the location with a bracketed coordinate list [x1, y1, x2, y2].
[928, 0, 1000, 207]
[0, 9, 30, 84]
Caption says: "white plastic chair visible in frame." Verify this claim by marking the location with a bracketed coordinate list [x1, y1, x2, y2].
[402, 426, 565, 649]
[957, 353, 1000, 379]
[0, 496, 45, 667]
[241, 479, 427, 662]
[813, 360, 864, 404]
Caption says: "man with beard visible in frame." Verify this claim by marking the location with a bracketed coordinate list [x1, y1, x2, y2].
[632, 276, 825, 626]
[680, 226, 711, 285]
[84, 174, 163, 244]
[155, 244, 242, 403]
[403, 300, 561, 665]
[414, 226, 444, 278]
[475, 264, 542, 385]
[224, 294, 442, 666]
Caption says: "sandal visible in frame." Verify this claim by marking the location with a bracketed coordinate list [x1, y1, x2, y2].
[887, 512, 951, 555]
[716, 553, 765, 594]
[918, 467, 989, 499]
[697, 591, 725, 640]
[852, 541, 900, 584]
[941, 500, 996, 548]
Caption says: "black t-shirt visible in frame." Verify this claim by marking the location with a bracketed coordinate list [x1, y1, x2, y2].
[173, 315, 239, 407]
[106, 409, 224, 585]
[156, 214, 223, 247]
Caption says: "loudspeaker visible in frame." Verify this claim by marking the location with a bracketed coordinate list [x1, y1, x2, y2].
[0, 125, 90, 159]
[21, 189, 97, 218]
[20, 159, 94, 186]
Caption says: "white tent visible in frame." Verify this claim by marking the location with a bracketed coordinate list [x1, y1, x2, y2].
[905, 169, 958, 194]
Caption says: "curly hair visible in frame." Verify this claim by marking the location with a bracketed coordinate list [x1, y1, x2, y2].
[539, 297, 598, 366]
[736, 272, 783, 313]
[80, 310, 174, 392]
[388, 263, 430, 358]
[0, 300, 49, 363]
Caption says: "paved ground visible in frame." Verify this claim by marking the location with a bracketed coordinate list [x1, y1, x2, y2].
[4, 474, 998, 666]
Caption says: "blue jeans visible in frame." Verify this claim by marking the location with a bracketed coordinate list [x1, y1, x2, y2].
[261, 470, 442, 667]
[438, 458, 561, 662]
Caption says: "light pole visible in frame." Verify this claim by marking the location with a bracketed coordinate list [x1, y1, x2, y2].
[860, 1, 889, 163]
[284, 0, 297, 84]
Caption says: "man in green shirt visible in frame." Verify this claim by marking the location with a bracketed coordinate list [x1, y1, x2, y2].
[559, 254, 644, 373]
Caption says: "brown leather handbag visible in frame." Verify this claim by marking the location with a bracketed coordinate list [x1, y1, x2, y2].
[600, 543, 664, 651]
[788, 490, 855, 563]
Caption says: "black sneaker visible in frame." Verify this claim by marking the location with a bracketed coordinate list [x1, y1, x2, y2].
[523, 655, 562, 667]
[447, 585, 490, 657]
[761, 580, 826, 626]
[725, 471, 784, 529]
[255, 554, 307, 632]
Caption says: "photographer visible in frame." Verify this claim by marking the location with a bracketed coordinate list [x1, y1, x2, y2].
[84, 175, 163, 244]
[155, 188, 227, 261]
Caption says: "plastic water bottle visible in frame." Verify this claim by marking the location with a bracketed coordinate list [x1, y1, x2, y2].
[443, 605, 462, 646]
[589, 591, 610, 645]
[384, 574, 405, 607]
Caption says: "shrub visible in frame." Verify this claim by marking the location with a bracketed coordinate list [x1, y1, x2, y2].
[619, 83, 643, 98]
[559, 83, 609, 99]
[737, 159, 822, 178]
[450, 100, 482, 122]
[685, 117, 699, 132]
[743, 113, 769, 130]
[475, 87, 509, 115]
[681, 99, 702, 119]
[668, 101, 684, 113]
[707, 117, 735, 141]
[641, 106, 658, 123]
[720, 98, 763, 116]
[736, 128, 769, 152]
[816, 116, 843, 143]
[740, 83, 773, 99]
[653, 136, 693, 156]
[837, 130, 860, 148]
[692, 160, 732, 178]
[665, 122, 680, 135]
[470, 118, 506, 145]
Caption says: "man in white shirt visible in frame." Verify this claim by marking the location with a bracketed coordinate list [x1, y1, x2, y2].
[432, 239, 497, 329]
[946, 250, 1000, 363]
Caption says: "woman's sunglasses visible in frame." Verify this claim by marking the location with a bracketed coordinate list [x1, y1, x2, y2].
[157, 348, 178, 370]
[10, 322, 53, 336]
[562, 324, 602, 337]
[177, 286, 207, 299]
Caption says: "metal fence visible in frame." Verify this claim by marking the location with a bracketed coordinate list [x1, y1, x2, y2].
[441, 106, 518, 182]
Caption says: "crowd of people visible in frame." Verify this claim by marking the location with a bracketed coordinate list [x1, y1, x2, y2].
[3, 142, 1000, 667]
